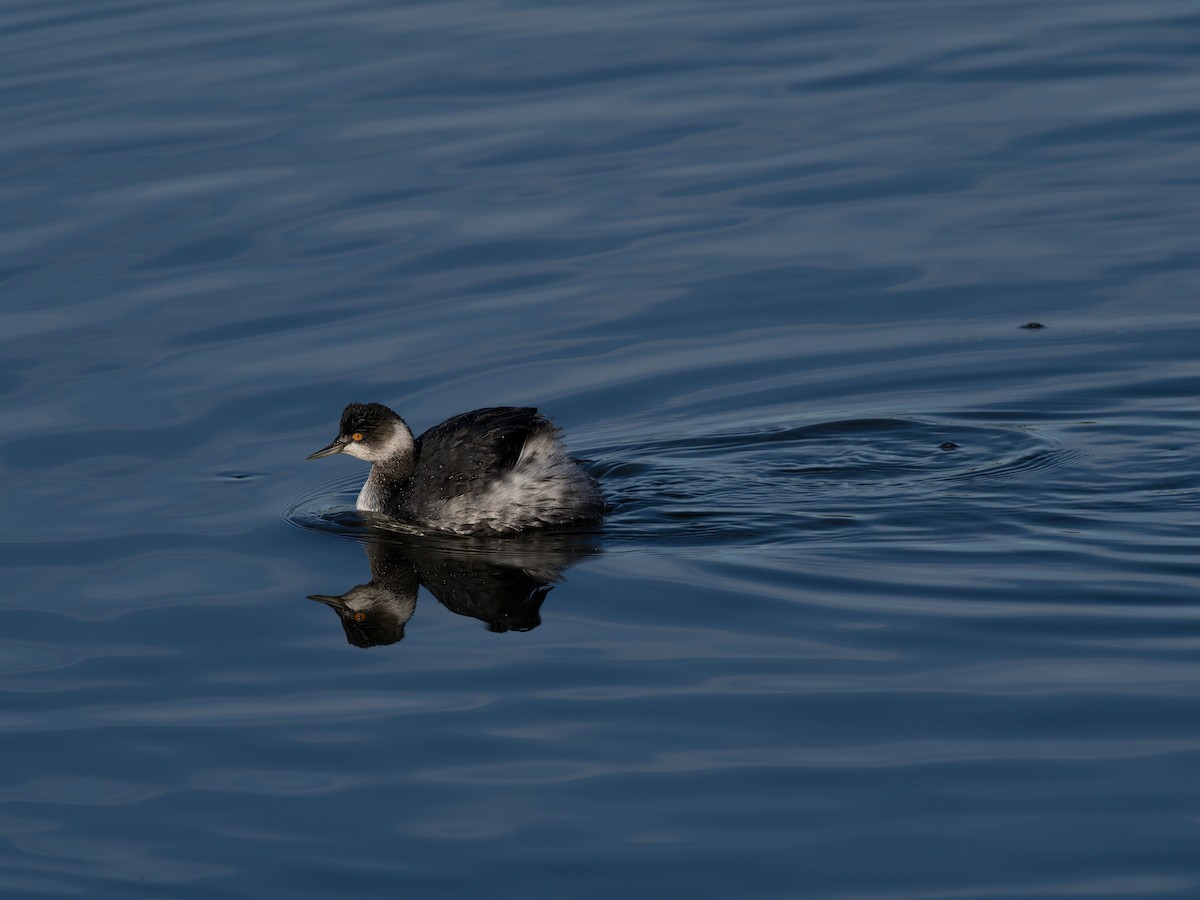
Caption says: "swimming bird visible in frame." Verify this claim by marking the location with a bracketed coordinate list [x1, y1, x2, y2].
[307, 403, 606, 534]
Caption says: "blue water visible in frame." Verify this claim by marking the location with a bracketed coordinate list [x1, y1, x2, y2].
[3, 0, 1200, 895]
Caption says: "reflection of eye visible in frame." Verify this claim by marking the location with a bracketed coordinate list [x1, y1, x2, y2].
[354, 612, 366, 622]
[352, 433, 364, 442]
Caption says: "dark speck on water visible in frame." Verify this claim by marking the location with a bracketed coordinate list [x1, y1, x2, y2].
[2, 1, 1199, 897]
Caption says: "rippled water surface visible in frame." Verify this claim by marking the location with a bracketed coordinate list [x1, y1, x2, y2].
[3, 1, 1200, 896]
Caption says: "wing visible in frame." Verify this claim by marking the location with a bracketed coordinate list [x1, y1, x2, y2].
[409, 407, 551, 505]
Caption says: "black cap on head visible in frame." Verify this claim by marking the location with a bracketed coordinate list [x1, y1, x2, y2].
[339, 402, 401, 438]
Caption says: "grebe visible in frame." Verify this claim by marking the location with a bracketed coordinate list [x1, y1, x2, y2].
[307, 403, 605, 534]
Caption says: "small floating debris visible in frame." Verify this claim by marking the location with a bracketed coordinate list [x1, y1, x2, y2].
[1019, 322, 1045, 329]
[939, 441, 959, 451]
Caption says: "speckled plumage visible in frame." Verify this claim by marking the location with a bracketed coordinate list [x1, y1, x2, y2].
[308, 403, 606, 535]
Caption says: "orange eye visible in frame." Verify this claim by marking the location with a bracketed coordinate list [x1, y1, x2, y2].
[354, 612, 367, 622]
[351, 432, 363, 442]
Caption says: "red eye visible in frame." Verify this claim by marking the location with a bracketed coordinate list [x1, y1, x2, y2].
[354, 612, 366, 622]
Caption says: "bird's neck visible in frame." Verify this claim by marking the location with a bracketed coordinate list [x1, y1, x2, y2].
[358, 441, 416, 513]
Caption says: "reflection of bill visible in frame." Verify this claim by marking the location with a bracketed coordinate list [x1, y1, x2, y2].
[308, 531, 600, 648]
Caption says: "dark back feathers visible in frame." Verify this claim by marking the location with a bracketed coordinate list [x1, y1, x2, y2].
[409, 407, 552, 505]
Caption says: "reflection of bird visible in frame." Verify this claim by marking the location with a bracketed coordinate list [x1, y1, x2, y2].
[307, 404, 606, 534]
[308, 532, 598, 647]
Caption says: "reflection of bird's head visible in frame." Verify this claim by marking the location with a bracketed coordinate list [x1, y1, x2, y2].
[308, 582, 414, 648]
